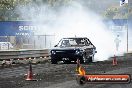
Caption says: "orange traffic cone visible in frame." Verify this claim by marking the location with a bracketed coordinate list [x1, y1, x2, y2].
[26, 64, 36, 81]
[76, 59, 80, 72]
[113, 55, 117, 66]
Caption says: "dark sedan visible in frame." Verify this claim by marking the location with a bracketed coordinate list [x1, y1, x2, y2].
[50, 37, 97, 64]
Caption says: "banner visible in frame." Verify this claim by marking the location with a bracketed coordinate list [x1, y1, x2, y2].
[0, 21, 36, 36]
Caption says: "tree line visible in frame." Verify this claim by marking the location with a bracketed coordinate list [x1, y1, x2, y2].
[0, 0, 131, 21]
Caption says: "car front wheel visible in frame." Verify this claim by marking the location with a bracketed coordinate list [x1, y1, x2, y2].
[51, 58, 57, 64]
[88, 57, 93, 63]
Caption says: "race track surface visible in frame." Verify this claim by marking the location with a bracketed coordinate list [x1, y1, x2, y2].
[0, 57, 132, 88]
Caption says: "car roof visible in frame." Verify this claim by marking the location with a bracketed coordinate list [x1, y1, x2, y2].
[63, 37, 88, 39]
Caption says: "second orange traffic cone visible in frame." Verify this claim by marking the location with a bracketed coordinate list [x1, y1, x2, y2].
[113, 55, 117, 66]
[26, 63, 36, 81]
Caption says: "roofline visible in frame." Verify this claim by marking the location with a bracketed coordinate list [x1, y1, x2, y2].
[63, 37, 87, 39]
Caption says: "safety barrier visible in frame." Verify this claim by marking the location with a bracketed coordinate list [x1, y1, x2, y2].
[0, 49, 50, 65]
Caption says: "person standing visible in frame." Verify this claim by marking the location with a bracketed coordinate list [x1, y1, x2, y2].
[114, 35, 121, 51]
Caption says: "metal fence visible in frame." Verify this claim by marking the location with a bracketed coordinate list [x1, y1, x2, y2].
[0, 35, 55, 50]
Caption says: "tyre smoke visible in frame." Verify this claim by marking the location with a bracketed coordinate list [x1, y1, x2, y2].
[16, 1, 129, 61]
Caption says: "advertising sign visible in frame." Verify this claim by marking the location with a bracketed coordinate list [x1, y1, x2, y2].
[0, 21, 36, 36]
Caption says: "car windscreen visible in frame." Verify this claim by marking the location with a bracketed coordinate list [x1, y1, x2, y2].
[57, 38, 89, 47]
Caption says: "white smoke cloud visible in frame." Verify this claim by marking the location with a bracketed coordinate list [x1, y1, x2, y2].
[16, 1, 128, 61]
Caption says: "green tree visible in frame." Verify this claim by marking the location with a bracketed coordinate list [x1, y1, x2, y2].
[104, 4, 129, 19]
[0, 0, 73, 21]
[0, 0, 32, 21]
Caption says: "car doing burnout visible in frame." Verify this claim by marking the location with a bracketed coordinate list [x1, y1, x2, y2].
[50, 37, 97, 64]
